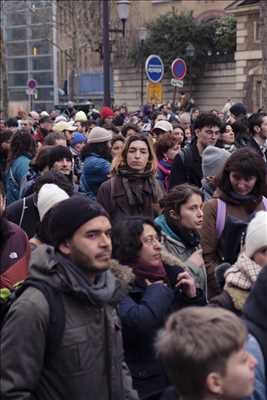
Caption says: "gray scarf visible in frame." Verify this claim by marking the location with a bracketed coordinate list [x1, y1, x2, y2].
[55, 252, 119, 306]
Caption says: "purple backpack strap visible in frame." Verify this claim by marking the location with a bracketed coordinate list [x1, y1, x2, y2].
[262, 196, 267, 210]
[216, 199, 226, 239]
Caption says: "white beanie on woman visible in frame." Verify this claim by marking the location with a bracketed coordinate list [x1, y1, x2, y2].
[245, 211, 267, 258]
[37, 184, 69, 221]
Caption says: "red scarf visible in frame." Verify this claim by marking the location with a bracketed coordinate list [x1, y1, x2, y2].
[131, 259, 167, 288]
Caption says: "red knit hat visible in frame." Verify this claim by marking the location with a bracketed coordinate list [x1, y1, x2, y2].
[100, 106, 114, 120]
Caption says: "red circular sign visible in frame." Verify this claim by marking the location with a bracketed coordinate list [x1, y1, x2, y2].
[27, 79, 37, 90]
[171, 58, 187, 80]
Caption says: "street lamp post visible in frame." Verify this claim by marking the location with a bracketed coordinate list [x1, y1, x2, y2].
[186, 42, 195, 98]
[102, 0, 130, 107]
[138, 27, 147, 108]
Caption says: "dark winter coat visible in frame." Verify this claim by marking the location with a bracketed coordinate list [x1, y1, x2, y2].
[169, 141, 202, 189]
[118, 251, 206, 400]
[5, 154, 32, 205]
[0, 245, 139, 400]
[6, 193, 39, 239]
[243, 266, 267, 385]
[0, 220, 30, 288]
[97, 175, 163, 223]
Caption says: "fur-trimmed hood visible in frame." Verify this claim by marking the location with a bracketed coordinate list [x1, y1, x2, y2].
[160, 248, 186, 270]
[109, 258, 135, 289]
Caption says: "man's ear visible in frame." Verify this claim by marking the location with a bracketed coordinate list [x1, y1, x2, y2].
[254, 125, 261, 135]
[206, 372, 223, 396]
[59, 240, 71, 255]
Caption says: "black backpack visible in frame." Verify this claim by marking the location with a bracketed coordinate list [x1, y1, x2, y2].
[0, 277, 65, 363]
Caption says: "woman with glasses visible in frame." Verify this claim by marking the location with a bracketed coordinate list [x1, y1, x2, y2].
[112, 216, 205, 400]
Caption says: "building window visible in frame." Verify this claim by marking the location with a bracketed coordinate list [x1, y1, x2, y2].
[7, 58, 28, 72]
[6, 27, 27, 42]
[254, 21, 261, 43]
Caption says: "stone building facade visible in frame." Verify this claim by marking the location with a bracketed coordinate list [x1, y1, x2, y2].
[226, 0, 263, 111]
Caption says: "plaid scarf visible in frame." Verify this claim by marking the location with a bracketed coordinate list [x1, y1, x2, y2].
[224, 253, 261, 290]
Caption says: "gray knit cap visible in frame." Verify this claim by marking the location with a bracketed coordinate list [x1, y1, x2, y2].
[202, 146, 230, 178]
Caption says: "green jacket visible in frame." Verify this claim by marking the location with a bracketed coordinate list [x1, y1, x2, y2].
[0, 245, 138, 400]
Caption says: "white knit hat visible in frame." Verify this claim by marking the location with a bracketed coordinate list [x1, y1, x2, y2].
[245, 211, 267, 258]
[37, 184, 69, 221]
[87, 127, 112, 143]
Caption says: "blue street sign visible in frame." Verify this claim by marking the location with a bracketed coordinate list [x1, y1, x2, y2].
[145, 55, 164, 83]
[171, 58, 187, 80]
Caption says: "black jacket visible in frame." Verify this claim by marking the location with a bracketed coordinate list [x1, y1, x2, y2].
[118, 257, 206, 400]
[169, 141, 202, 189]
[6, 194, 39, 239]
[247, 137, 267, 162]
[243, 266, 267, 379]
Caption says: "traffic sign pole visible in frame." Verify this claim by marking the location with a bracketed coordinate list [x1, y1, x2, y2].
[171, 58, 187, 107]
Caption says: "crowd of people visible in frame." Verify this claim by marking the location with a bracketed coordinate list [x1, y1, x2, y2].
[0, 98, 267, 400]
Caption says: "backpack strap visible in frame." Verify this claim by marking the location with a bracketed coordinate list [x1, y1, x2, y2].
[216, 199, 226, 239]
[262, 196, 267, 210]
[17, 278, 65, 363]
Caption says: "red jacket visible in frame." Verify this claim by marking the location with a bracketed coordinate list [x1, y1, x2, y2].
[0, 221, 30, 288]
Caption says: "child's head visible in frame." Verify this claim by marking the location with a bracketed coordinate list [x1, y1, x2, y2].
[245, 211, 267, 267]
[155, 307, 256, 400]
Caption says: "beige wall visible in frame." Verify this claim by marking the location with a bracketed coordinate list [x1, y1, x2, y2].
[128, 0, 232, 28]
[113, 62, 242, 112]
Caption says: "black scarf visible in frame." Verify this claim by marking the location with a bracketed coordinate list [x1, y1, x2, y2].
[165, 213, 200, 249]
[118, 168, 158, 207]
[228, 191, 261, 206]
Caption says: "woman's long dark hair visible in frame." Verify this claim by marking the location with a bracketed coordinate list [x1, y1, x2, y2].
[80, 141, 111, 162]
[7, 129, 36, 167]
[216, 148, 266, 197]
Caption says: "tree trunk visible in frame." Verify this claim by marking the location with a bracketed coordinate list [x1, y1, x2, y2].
[260, 0, 267, 109]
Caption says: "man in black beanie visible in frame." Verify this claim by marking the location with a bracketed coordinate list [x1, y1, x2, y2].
[1, 195, 138, 400]
[48, 145, 73, 177]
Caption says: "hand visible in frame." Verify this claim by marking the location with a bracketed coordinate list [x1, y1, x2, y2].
[175, 271, 196, 298]
[187, 249, 204, 268]
[145, 279, 166, 287]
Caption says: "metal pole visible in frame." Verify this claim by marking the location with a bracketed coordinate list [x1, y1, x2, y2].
[52, 0, 59, 107]
[140, 40, 144, 107]
[103, 0, 111, 106]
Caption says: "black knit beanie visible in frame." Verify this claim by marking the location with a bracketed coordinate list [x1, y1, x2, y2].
[229, 103, 247, 117]
[49, 194, 109, 247]
[48, 145, 73, 169]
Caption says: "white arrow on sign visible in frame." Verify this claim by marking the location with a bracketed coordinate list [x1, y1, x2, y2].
[171, 79, 184, 88]
[26, 88, 37, 96]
